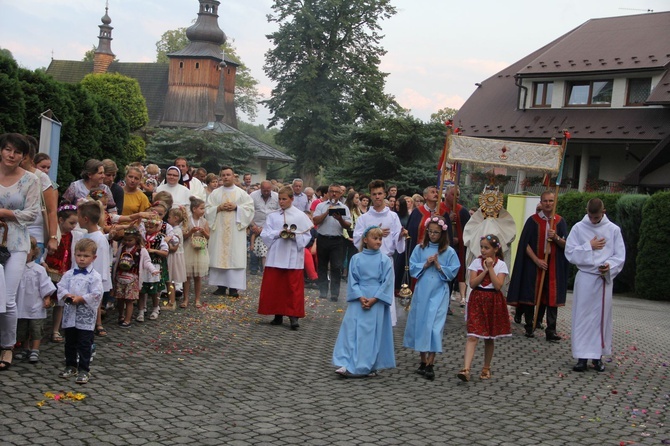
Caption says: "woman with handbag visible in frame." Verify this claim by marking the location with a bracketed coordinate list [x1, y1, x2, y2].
[0, 133, 41, 371]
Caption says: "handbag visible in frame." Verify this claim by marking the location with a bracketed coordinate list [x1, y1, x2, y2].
[0, 221, 11, 266]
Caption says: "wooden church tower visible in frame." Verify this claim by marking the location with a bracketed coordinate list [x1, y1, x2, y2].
[162, 0, 238, 128]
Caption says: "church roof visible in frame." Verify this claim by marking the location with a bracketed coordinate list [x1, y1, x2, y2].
[198, 121, 295, 163]
[46, 60, 169, 126]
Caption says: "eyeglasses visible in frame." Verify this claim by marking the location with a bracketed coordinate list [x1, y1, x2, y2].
[427, 230, 442, 235]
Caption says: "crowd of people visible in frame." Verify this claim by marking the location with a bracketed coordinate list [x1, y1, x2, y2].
[0, 132, 625, 385]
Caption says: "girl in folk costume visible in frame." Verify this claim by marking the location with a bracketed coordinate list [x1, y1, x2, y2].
[403, 216, 460, 380]
[257, 186, 313, 330]
[137, 217, 168, 322]
[458, 234, 512, 382]
[165, 207, 187, 310]
[113, 227, 159, 328]
[183, 197, 209, 308]
[43, 204, 81, 343]
[332, 226, 395, 378]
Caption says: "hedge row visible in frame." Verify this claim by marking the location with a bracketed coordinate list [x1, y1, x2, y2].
[636, 192, 670, 300]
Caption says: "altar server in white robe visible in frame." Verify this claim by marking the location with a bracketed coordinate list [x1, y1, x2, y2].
[353, 179, 407, 326]
[257, 186, 313, 330]
[206, 166, 255, 297]
[565, 198, 625, 373]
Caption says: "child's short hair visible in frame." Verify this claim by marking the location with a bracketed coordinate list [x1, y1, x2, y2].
[75, 238, 98, 255]
[360, 226, 383, 250]
[78, 200, 102, 224]
[145, 164, 160, 175]
[278, 185, 293, 197]
[28, 236, 39, 260]
[153, 191, 173, 209]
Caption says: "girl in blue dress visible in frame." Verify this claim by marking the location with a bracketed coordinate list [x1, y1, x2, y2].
[403, 216, 460, 380]
[332, 226, 395, 378]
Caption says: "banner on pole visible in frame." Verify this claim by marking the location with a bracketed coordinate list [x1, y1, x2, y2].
[447, 135, 563, 173]
[39, 112, 62, 185]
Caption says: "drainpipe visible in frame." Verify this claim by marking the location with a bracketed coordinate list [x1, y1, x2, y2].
[514, 75, 528, 111]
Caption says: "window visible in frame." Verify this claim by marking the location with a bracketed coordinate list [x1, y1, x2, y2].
[195, 62, 200, 69]
[627, 78, 651, 106]
[532, 82, 553, 107]
[566, 80, 613, 106]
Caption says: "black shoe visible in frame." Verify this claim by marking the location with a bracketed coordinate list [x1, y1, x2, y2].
[546, 333, 562, 342]
[270, 315, 283, 325]
[514, 313, 522, 324]
[289, 317, 300, 330]
[229, 288, 239, 298]
[318, 295, 328, 299]
[415, 362, 426, 375]
[424, 364, 435, 380]
[573, 359, 588, 372]
[330, 296, 338, 302]
[592, 358, 606, 372]
[213, 286, 227, 296]
[175, 290, 183, 298]
[524, 330, 535, 338]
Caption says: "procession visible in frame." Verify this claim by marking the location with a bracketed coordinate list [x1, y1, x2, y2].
[1, 0, 669, 444]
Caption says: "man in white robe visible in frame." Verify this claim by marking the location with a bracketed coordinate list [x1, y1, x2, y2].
[353, 179, 407, 326]
[565, 198, 625, 372]
[206, 166, 255, 297]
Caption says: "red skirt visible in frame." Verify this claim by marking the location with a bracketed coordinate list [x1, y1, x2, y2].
[466, 288, 512, 339]
[258, 267, 305, 318]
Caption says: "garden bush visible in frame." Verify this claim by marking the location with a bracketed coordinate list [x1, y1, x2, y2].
[636, 192, 670, 301]
[615, 195, 650, 293]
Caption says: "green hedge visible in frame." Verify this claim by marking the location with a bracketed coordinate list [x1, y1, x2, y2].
[615, 195, 650, 293]
[636, 192, 670, 301]
[556, 192, 621, 229]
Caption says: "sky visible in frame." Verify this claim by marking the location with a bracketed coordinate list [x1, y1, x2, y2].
[0, 0, 666, 124]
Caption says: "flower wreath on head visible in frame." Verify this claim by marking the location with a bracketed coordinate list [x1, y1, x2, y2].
[480, 234, 500, 247]
[424, 216, 448, 231]
[57, 204, 77, 213]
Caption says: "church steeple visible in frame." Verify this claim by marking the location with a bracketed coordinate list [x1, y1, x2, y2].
[93, 1, 115, 74]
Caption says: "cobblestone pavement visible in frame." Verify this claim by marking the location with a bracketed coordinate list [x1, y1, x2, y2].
[1, 273, 669, 445]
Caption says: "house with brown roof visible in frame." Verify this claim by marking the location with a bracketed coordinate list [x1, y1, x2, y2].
[454, 12, 670, 192]
[46, 0, 293, 181]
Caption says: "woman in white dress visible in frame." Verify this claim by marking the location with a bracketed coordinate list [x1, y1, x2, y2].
[0, 133, 41, 371]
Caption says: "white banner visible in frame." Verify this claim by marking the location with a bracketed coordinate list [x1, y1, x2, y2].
[447, 135, 563, 173]
[39, 113, 62, 185]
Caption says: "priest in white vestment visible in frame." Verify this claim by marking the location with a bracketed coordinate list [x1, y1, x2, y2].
[353, 180, 407, 327]
[565, 198, 625, 373]
[206, 166, 255, 297]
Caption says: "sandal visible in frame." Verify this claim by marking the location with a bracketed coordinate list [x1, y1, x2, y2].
[457, 368, 470, 382]
[95, 326, 108, 337]
[52, 332, 64, 343]
[195, 301, 202, 309]
[179, 302, 188, 309]
[480, 366, 492, 380]
[0, 348, 13, 371]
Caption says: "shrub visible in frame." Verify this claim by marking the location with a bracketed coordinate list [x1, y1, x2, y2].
[615, 195, 650, 293]
[636, 192, 670, 301]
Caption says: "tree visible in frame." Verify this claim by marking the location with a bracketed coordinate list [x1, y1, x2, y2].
[0, 52, 26, 134]
[263, 0, 397, 185]
[145, 127, 258, 174]
[81, 73, 149, 130]
[155, 28, 261, 120]
[325, 115, 445, 192]
[430, 107, 459, 124]
[81, 73, 148, 164]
